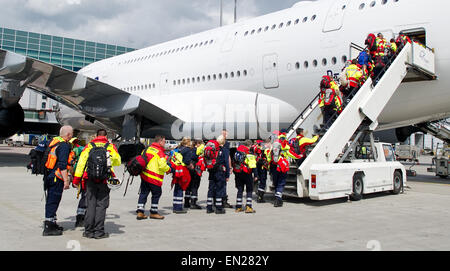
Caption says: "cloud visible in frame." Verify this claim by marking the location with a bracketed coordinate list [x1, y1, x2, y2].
[0, 0, 303, 49]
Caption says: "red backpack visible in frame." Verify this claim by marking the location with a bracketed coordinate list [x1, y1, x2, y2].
[204, 140, 219, 169]
[365, 33, 377, 53]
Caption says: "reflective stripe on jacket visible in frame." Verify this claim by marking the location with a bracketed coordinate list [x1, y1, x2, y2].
[141, 143, 170, 187]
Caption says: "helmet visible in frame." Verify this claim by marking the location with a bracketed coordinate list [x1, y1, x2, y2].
[107, 178, 122, 191]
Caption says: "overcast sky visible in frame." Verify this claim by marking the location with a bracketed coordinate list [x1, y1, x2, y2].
[0, 0, 305, 49]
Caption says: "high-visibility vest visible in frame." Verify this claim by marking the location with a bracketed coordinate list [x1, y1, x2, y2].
[141, 143, 170, 187]
[297, 135, 319, 155]
[375, 37, 389, 56]
[45, 137, 73, 180]
[346, 64, 363, 88]
[170, 151, 186, 177]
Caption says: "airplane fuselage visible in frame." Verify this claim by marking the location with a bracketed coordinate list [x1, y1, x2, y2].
[79, 0, 450, 139]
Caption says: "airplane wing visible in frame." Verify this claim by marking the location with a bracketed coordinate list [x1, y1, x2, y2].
[0, 49, 178, 138]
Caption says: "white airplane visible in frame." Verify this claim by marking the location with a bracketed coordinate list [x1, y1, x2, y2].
[1, 0, 449, 142]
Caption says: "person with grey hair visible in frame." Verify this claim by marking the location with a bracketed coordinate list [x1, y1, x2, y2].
[42, 125, 73, 236]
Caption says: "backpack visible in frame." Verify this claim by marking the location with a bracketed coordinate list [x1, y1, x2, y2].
[41, 140, 61, 178]
[28, 147, 46, 175]
[290, 138, 301, 156]
[365, 33, 377, 52]
[86, 142, 111, 182]
[204, 141, 219, 169]
[233, 150, 246, 173]
[126, 147, 150, 176]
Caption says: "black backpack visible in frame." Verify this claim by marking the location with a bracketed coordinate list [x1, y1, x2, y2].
[86, 142, 111, 182]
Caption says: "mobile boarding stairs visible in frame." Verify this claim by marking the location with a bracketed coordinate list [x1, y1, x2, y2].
[273, 41, 437, 200]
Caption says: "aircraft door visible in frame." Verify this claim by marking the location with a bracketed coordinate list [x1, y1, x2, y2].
[323, 0, 351, 32]
[160, 72, 170, 95]
[262, 53, 279, 89]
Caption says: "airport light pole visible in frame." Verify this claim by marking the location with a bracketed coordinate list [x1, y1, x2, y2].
[220, 0, 223, 26]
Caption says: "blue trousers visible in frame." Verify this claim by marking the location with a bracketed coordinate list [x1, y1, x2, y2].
[256, 167, 268, 192]
[137, 180, 162, 214]
[45, 177, 64, 221]
[173, 183, 184, 211]
[207, 171, 226, 211]
[235, 172, 253, 208]
[272, 170, 287, 200]
[186, 172, 201, 202]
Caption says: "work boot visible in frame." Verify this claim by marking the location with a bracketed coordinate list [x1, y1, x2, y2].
[190, 199, 202, 209]
[274, 198, 283, 207]
[42, 221, 63, 236]
[257, 191, 266, 203]
[245, 206, 256, 213]
[173, 209, 188, 214]
[136, 212, 148, 220]
[235, 207, 244, 213]
[75, 215, 85, 228]
[184, 198, 191, 209]
[223, 196, 233, 209]
[149, 213, 165, 220]
[206, 207, 214, 214]
[215, 208, 226, 214]
[94, 232, 110, 240]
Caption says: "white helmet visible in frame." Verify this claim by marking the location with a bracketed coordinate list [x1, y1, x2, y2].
[107, 178, 122, 191]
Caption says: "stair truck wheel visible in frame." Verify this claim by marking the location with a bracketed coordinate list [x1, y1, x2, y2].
[350, 173, 364, 201]
[392, 170, 403, 195]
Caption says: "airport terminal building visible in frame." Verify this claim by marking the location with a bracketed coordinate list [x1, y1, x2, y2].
[0, 27, 135, 138]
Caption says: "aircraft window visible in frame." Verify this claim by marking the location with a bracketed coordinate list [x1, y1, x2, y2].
[224, 73, 228, 79]
[231, 72, 235, 78]
[190, 45, 194, 49]
[173, 80, 176, 86]
[219, 73, 223, 80]
[208, 75, 211, 81]
[195, 43, 198, 48]
[311, 15, 317, 21]
[197, 77, 200, 82]
[342, 5, 347, 9]
[182, 79, 186, 85]
[258, 28, 262, 33]
[177, 79, 181, 85]
[370, 1, 376, 7]
[243, 70, 248, 76]
[237, 71, 241, 77]
[287, 21, 292, 27]
[304, 61, 309, 69]
[212, 74, 216, 80]
[200, 42, 203, 46]
[332, 57, 337, 65]
[295, 62, 300, 69]
[251, 29, 255, 35]
[322, 58, 327, 66]
[295, 19, 300, 24]
[192, 77, 195, 83]
[382, 0, 387, 4]
[187, 78, 190, 84]
[394, 0, 398, 2]
[153, 83, 156, 88]
[264, 26, 269, 31]
[303, 17, 308, 23]
[210, 40, 214, 44]
[245, 31, 249, 36]
[271, 24, 276, 30]
[279, 23, 284, 28]
[359, 3, 365, 9]
[313, 60, 318, 67]
[342, 55, 348, 63]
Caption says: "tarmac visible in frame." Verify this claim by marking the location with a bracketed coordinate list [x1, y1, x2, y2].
[1, 144, 450, 251]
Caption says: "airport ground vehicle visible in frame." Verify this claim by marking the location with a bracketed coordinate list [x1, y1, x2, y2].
[428, 144, 449, 178]
[308, 142, 405, 201]
[395, 144, 420, 162]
